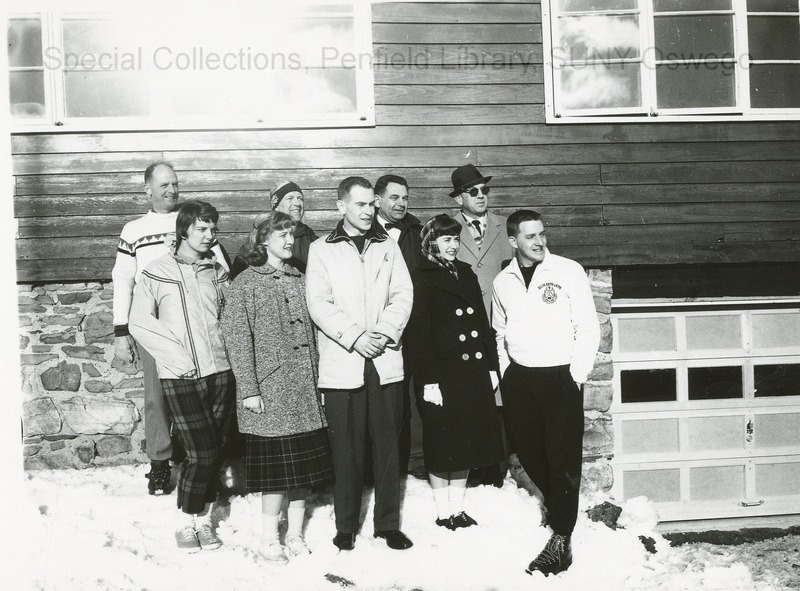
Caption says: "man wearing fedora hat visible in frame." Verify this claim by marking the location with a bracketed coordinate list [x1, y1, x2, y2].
[449, 164, 512, 488]
[449, 164, 512, 316]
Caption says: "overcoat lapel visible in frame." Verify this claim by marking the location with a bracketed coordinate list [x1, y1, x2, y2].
[421, 262, 481, 309]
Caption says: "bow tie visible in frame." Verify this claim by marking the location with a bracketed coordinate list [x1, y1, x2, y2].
[385, 222, 400, 230]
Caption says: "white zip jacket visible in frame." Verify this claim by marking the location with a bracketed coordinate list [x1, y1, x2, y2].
[491, 250, 600, 384]
[306, 222, 413, 389]
[129, 253, 230, 380]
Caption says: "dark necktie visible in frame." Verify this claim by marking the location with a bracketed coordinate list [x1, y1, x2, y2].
[471, 219, 484, 248]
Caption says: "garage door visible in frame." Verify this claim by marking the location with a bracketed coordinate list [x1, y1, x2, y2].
[609, 299, 800, 521]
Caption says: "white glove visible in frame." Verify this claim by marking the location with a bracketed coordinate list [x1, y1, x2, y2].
[423, 383, 443, 406]
[489, 370, 499, 390]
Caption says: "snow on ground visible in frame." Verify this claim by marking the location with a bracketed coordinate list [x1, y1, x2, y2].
[12, 465, 797, 591]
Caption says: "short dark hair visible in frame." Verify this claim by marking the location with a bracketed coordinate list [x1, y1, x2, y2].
[144, 162, 175, 184]
[428, 213, 461, 237]
[239, 211, 296, 267]
[507, 209, 543, 237]
[374, 174, 408, 197]
[338, 176, 373, 201]
[176, 200, 219, 246]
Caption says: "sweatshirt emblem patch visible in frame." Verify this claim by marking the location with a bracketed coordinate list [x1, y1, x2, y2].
[538, 282, 561, 304]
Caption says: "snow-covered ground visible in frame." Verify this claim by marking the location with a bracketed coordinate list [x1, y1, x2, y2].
[11, 465, 798, 590]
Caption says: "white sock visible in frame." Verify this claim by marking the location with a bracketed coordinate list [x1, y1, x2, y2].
[450, 485, 467, 514]
[287, 507, 306, 539]
[195, 503, 213, 528]
[432, 487, 451, 519]
[176, 510, 195, 531]
[261, 513, 281, 545]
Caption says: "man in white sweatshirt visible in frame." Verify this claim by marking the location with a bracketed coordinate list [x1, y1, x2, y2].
[491, 210, 600, 577]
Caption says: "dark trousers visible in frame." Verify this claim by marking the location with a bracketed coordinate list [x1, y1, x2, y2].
[401, 375, 425, 473]
[161, 370, 236, 514]
[324, 360, 404, 533]
[501, 362, 583, 535]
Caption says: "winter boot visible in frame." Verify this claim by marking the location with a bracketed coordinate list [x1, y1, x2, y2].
[526, 533, 572, 576]
[146, 460, 172, 495]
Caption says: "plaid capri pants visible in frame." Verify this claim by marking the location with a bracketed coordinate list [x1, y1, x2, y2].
[161, 370, 236, 514]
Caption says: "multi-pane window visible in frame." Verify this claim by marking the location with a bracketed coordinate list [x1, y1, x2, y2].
[7, 5, 374, 130]
[611, 301, 800, 521]
[542, 0, 800, 121]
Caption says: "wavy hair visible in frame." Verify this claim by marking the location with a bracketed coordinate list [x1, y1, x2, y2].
[238, 210, 296, 267]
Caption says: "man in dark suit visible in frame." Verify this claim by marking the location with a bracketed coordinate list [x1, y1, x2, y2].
[449, 164, 513, 487]
[373, 174, 427, 480]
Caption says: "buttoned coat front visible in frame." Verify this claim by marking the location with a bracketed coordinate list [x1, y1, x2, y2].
[220, 263, 326, 438]
[403, 257, 504, 472]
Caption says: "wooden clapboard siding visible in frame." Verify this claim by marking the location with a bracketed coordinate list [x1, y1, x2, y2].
[11, 1, 800, 283]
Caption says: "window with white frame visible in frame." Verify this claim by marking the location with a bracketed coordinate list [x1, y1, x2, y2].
[542, 0, 800, 122]
[610, 300, 800, 520]
[7, 4, 374, 131]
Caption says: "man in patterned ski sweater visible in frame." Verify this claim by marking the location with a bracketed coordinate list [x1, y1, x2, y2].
[112, 162, 229, 495]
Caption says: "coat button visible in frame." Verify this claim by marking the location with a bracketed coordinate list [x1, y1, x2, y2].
[471, 330, 478, 338]
[477, 263, 483, 268]
[475, 351, 483, 360]
[455, 308, 463, 316]
[459, 334, 466, 342]
[466, 307, 474, 314]
[462, 353, 469, 361]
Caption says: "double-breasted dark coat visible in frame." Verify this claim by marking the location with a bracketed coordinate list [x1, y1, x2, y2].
[404, 256, 504, 472]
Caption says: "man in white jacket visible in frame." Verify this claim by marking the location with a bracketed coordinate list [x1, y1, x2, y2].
[306, 177, 414, 552]
[491, 210, 600, 577]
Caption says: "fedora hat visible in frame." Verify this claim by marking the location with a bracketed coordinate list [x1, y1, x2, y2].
[449, 164, 492, 198]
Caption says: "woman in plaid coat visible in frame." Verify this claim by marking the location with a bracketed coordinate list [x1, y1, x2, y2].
[221, 210, 333, 566]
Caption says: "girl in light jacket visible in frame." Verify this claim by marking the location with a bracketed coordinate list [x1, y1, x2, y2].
[221, 211, 333, 565]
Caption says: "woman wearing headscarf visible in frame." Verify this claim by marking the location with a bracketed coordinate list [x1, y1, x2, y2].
[404, 214, 505, 530]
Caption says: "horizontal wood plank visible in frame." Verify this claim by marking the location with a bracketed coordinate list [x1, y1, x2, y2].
[372, 3, 541, 24]
[13, 152, 162, 177]
[375, 83, 543, 104]
[16, 165, 600, 196]
[18, 183, 800, 218]
[373, 43, 541, 66]
[377, 104, 544, 124]
[603, 202, 800, 225]
[164, 147, 478, 171]
[374, 64, 542, 84]
[373, 23, 540, 44]
[602, 162, 800, 185]
[480, 142, 800, 166]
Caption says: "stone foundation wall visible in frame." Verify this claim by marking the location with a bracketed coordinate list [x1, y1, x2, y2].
[19, 282, 147, 469]
[19, 272, 614, 490]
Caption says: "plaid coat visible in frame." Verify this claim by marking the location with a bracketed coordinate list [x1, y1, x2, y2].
[220, 263, 326, 437]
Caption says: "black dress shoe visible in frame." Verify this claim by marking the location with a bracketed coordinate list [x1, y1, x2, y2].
[373, 529, 413, 550]
[408, 466, 429, 481]
[435, 516, 457, 531]
[332, 531, 356, 551]
[450, 511, 478, 528]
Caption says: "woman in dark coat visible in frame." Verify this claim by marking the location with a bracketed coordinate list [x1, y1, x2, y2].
[404, 214, 504, 530]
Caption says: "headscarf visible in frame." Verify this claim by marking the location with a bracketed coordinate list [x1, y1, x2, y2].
[420, 214, 459, 279]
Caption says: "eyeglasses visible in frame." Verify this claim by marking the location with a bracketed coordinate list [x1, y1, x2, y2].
[464, 186, 490, 197]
